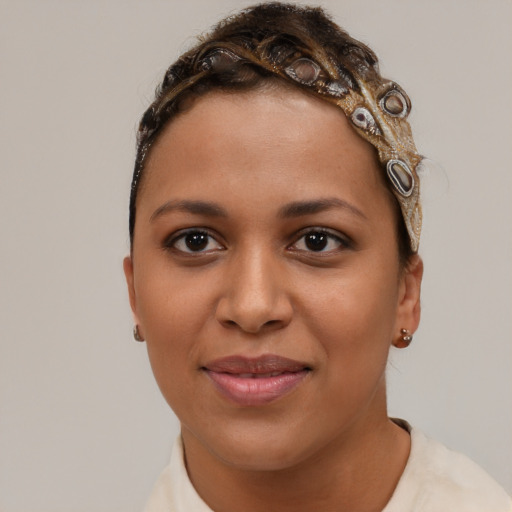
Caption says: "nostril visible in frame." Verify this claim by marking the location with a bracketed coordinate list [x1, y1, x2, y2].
[220, 317, 287, 334]
[215, 288, 293, 334]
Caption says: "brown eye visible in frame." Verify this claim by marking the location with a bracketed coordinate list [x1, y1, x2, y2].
[304, 233, 328, 251]
[168, 230, 224, 254]
[291, 229, 348, 253]
[185, 232, 209, 251]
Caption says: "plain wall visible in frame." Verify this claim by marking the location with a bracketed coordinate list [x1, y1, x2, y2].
[1, 0, 511, 510]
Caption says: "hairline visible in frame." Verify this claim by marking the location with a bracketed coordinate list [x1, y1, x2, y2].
[131, 78, 413, 268]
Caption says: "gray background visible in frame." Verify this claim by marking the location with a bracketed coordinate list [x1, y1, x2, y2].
[1, 0, 511, 510]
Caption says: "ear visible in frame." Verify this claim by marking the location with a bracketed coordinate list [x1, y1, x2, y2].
[393, 254, 423, 345]
[123, 255, 141, 327]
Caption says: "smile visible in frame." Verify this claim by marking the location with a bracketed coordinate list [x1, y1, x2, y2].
[203, 355, 311, 406]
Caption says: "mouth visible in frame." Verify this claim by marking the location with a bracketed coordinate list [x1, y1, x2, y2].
[202, 355, 311, 406]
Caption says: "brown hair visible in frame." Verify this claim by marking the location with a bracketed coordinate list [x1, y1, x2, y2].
[130, 2, 416, 264]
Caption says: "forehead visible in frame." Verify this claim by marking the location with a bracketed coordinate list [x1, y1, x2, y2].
[141, 88, 386, 198]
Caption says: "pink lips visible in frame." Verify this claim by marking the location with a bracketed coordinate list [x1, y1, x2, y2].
[203, 355, 310, 406]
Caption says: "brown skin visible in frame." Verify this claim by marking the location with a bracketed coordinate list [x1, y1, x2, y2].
[124, 88, 423, 511]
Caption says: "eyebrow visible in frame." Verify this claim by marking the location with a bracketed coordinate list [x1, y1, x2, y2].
[278, 198, 366, 219]
[150, 200, 228, 222]
[150, 197, 366, 222]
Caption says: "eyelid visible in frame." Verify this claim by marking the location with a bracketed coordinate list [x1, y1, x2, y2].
[163, 227, 225, 254]
[288, 227, 352, 253]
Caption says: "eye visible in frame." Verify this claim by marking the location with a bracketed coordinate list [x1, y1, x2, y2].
[165, 229, 224, 254]
[290, 229, 349, 253]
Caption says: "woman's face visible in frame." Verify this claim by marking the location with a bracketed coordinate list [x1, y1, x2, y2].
[124, 88, 422, 471]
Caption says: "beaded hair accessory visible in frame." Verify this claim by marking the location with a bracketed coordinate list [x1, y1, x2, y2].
[132, 5, 423, 251]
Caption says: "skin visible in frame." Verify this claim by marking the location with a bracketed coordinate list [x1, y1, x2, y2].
[124, 87, 423, 511]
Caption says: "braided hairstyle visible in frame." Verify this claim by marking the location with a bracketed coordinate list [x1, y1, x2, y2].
[130, 2, 421, 263]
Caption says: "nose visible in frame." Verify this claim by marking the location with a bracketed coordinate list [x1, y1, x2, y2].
[215, 248, 293, 334]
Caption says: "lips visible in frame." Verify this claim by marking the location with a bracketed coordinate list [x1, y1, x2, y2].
[203, 355, 311, 406]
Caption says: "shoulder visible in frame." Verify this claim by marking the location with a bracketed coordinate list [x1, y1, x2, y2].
[385, 422, 512, 512]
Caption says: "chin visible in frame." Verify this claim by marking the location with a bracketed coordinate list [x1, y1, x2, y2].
[214, 443, 308, 472]
[186, 421, 323, 473]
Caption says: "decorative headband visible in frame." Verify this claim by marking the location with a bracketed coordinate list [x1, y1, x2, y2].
[136, 41, 422, 251]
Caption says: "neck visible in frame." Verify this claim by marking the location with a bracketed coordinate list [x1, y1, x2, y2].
[182, 401, 410, 512]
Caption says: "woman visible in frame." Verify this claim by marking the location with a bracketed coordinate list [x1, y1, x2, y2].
[123, 3, 511, 511]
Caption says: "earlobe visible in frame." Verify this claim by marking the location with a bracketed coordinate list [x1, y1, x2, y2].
[394, 254, 423, 347]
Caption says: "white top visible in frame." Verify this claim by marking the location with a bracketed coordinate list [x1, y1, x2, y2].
[144, 424, 512, 512]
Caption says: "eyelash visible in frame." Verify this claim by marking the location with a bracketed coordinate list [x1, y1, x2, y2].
[164, 228, 224, 254]
[163, 227, 351, 255]
[289, 228, 351, 254]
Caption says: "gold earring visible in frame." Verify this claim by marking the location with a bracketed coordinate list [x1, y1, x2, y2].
[394, 328, 413, 348]
[133, 325, 145, 342]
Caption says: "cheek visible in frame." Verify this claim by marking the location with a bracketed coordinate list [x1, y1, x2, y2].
[299, 276, 397, 420]
[136, 254, 216, 333]
[299, 262, 399, 336]
[296, 262, 400, 378]
[135, 262, 216, 400]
